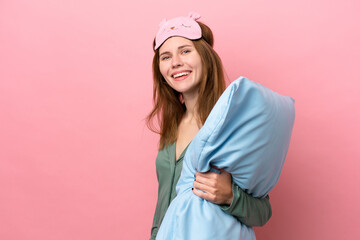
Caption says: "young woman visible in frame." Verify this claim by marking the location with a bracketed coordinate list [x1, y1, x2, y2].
[147, 13, 272, 239]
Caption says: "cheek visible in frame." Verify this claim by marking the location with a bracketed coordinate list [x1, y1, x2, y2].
[195, 59, 203, 76]
[192, 54, 203, 72]
[198, 62, 203, 74]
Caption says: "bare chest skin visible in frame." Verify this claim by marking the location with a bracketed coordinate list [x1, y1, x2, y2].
[175, 119, 200, 161]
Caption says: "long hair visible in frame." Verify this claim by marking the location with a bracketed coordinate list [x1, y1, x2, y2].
[147, 21, 226, 149]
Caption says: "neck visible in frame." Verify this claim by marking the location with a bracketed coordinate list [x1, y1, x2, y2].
[182, 91, 200, 125]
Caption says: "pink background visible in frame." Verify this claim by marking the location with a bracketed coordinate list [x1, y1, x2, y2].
[1, 0, 359, 239]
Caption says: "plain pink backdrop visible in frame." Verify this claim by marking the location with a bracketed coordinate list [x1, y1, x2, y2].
[1, 0, 359, 239]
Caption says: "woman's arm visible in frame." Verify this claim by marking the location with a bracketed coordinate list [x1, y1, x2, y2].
[219, 183, 272, 226]
[193, 168, 272, 227]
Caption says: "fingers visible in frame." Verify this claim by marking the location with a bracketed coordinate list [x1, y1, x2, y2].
[193, 179, 216, 195]
[193, 168, 233, 205]
[195, 170, 231, 185]
[195, 171, 218, 179]
[200, 165, 231, 175]
[192, 187, 218, 204]
[195, 172, 218, 188]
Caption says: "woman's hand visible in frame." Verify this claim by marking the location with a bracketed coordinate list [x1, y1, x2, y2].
[192, 166, 233, 205]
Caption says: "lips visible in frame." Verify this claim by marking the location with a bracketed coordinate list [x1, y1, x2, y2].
[171, 71, 192, 79]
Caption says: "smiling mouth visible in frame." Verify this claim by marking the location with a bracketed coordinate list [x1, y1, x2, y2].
[172, 71, 191, 79]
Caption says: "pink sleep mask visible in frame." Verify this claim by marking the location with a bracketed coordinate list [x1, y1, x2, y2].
[154, 12, 202, 50]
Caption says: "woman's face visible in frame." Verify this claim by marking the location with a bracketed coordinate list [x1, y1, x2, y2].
[158, 37, 203, 98]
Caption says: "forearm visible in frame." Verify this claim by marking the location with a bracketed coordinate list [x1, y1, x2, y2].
[220, 182, 272, 227]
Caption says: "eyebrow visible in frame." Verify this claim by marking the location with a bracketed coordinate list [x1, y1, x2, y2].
[159, 44, 193, 57]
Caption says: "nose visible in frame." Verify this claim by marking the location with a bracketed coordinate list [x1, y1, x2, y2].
[171, 54, 183, 68]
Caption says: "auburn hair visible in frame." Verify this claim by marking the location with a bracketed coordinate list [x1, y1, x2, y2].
[147, 21, 226, 149]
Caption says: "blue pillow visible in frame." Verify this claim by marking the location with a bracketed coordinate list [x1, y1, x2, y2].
[156, 77, 295, 240]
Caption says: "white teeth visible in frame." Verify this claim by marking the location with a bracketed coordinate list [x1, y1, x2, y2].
[173, 72, 190, 78]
